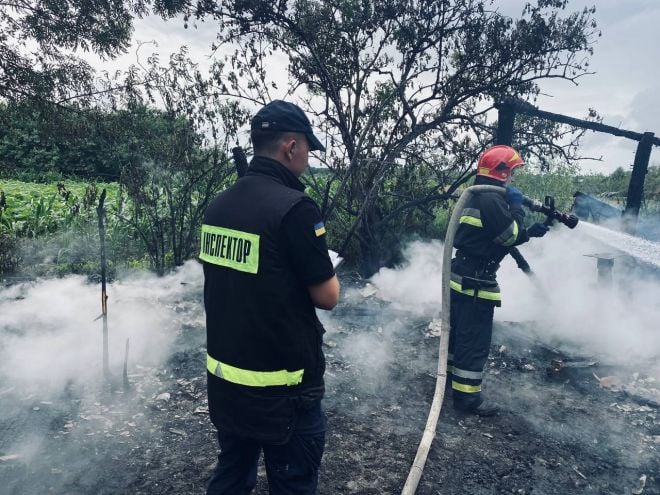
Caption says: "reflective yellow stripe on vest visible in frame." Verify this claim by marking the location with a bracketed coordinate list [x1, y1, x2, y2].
[207, 354, 304, 387]
[449, 280, 502, 302]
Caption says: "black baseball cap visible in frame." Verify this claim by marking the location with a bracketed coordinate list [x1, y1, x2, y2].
[251, 100, 326, 152]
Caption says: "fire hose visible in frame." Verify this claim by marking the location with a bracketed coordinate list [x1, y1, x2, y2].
[401, 186, 578, 494]
[523, 195, 579, 230]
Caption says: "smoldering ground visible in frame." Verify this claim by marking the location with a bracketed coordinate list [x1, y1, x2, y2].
[317, 224, 659, 493]
[0, 261, 204, 393]
[352, 224, 660, 373]
[327, 225, 660, 384]
[497, 222, 660, 372]
[0, 261, 208, 494]
[1, 224, 658, 494]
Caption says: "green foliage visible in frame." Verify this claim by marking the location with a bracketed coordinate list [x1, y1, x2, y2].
[0, 55, 248, 277]
[0, 180, 118, 236]
[575, 164, 660, 213]
[0, 101, 213, 180]
[512, 162, 580, 213]
[200, 0, 598, 274]
[0, 179, 124, 277]
[575, 166, 628, 199]
[1, 42, 250, 276]
[0, 1, 190, 103]
[433, 206, 453, 239]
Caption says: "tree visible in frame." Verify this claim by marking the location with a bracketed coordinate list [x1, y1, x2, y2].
[0, 101, 128, 179]
[0, 0, 189, 103]
[195, 0, 599, 274]
[101, 48, 249, 274]
[1, 32, 249, 275]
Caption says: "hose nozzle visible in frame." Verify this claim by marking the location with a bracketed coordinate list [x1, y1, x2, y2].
[522, 195, 579, 229]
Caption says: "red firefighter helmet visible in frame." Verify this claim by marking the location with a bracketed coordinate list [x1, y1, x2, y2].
[477, 145, 525, 182]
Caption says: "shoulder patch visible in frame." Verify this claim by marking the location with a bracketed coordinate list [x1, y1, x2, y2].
[314, 221, 326, 237]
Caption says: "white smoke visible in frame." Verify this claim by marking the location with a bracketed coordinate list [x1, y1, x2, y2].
[0, 260, 204, 396]
[498, 225, 660, 368]
[369, 240, 444, 317]
[367, 230, 660, 370]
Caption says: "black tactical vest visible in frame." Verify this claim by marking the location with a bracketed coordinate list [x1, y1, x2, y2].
[201, 157, 325, 442]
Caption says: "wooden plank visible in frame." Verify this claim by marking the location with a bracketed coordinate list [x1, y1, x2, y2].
[495, 99, 660, 146]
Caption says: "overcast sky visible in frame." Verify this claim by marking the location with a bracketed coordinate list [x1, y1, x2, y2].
[93, 0, 660, 174]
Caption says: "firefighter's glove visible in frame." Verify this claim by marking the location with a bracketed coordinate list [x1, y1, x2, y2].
[505, 186, 523, 206]
[528, 222, 549, 238]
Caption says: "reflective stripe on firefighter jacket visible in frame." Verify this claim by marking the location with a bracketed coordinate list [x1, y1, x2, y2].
[451, 185, 529, 305]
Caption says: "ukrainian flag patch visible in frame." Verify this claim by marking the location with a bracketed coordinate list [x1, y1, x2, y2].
[314, 221, 326, 237]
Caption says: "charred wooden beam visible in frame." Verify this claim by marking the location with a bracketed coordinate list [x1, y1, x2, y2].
[232, 146, 249, 178]
[495, 103, 534, 275]
[496, 97, 658, 232]
[495, 98, 660, 146]
[624, 132, 655, 233]
[123, 338, 130, 390]
[496, 101, 516, 146]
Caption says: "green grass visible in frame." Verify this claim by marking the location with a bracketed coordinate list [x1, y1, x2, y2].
[0, 179, 120, 237]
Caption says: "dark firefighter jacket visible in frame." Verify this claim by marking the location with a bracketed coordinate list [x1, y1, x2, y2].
[200, 156, 334, 443]
[451, 176, 530, 306]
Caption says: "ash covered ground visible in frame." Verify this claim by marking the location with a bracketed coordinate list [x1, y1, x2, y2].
[1, 236, 659, 494]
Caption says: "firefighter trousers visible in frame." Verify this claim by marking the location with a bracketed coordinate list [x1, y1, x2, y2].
[448, 293, 495, 409]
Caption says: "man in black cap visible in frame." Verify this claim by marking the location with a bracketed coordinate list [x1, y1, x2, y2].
[201, 100, 340, 494]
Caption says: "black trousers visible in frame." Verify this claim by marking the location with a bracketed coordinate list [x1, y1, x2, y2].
[207, 401, 326, 495]
[448, 293, 495, 408]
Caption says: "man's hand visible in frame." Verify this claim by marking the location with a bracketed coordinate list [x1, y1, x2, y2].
[505, 186, 523, 206]
[528, 222, 549, 238]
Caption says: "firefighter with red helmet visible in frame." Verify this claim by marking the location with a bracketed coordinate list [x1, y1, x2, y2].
[448, 145, 549, 416]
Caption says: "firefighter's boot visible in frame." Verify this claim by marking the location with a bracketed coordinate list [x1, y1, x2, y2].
[453, 398, 499, 417]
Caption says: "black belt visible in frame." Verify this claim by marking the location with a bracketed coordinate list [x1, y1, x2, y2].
[454, 252, 500, 278]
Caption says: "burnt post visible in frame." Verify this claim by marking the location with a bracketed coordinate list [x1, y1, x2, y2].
[232, 146, 249, 178]
[584, 252, 621, 287]
[496, 100, 533, 274]
[96, 189, 110, 380]
[495, 100, 516, 146]
[596, 257, 615, 285]
[623, 132, 655, 234]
